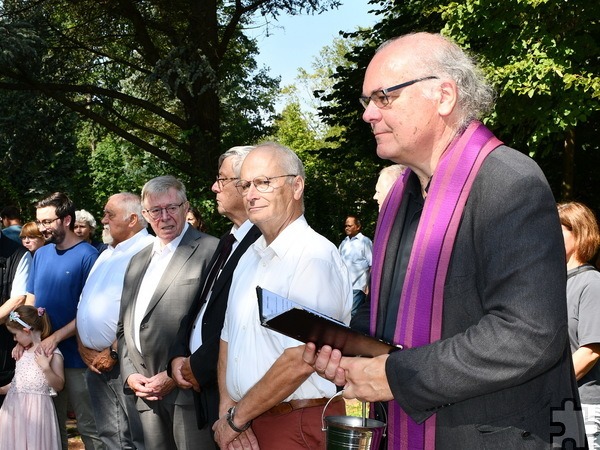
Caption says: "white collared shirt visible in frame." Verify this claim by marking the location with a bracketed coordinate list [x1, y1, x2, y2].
[339, 232, 373, 292]
[222, 216, 352, 402]
[133, 223, 189, 354]
[189, 219, 254, 353]
[77, 229, 154, 350]
[11, 252, 32, 298]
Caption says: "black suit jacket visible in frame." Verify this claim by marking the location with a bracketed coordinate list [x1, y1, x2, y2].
[169, 224, 261, 428]
[0, 234, 28, 387]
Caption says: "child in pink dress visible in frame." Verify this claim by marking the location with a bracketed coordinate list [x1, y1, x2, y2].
[0, 305, 64, 449]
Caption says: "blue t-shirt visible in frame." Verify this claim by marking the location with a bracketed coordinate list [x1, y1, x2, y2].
[27, 241, 98, 368]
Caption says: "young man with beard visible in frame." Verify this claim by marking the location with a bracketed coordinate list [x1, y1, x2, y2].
[25, 192, 103, 450]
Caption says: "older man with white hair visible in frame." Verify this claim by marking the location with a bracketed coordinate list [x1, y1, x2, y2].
[213, 143, 352, 450]
[77, 192, 154, 450]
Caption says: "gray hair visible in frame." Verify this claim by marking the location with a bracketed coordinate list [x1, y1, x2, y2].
[141, 175, 187, 206]
[218, 146, 255, 177]
[379, 164, 406, 179]
[75, 209, 97, 230]
[253, 141, 306, 179]
[378, 33, 495, 130]
[114, 192, 147, 227]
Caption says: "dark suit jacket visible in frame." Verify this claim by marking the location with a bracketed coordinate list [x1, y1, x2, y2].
[117, 226, 218, 408]
[0, 234, 28, 387]
[382, 146, 585, 448]
[169, 224, 261, 428]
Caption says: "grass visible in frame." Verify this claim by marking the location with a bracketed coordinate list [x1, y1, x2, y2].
[344, 398, 370, 417]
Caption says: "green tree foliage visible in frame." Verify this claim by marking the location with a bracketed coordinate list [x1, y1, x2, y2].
[274, 32, 383, 242]
[313, 0, 444, 237]
[0, 0, 342, 204]
[273, 100, 380, 242]
[0, 87, 95, 218]
[321, 0, 598, 215]
[438, 0, 600, 203]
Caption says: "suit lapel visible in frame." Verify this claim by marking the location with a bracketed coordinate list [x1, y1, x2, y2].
[122, 244, 153, 358]
[144, 227, 200, 319]
[209, 225, 261, 301]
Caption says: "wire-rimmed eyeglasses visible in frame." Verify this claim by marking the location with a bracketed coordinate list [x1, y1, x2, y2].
[359, 76, 438, 109]
[35, 217, 60, 228]
[235, 175, 297, 196]
[143, 202, 186, 220]
[215, 176, 239, 190]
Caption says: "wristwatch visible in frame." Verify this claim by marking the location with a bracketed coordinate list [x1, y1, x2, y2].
[226, 406, 252, 433]
[110, 347, 119, 360]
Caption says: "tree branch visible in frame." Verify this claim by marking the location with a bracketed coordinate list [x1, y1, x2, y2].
[94, 100, 182, 148]
[0, 81, 186, 128]
[40, 90, 191, 175]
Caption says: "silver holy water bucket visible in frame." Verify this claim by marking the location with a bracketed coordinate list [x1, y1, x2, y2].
[322, 391, 386, 450]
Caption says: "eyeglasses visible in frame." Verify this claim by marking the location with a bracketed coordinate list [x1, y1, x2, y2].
[35, 217, 60, 228]
[359, 76, 439, 109]
[143, 202, 185, 220]
[215, 176, 239, 190]
[235, 175, 297, 196]
[20, 236, 40, 241]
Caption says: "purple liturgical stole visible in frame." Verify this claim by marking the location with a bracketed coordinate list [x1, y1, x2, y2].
[370, 121, 502, 449]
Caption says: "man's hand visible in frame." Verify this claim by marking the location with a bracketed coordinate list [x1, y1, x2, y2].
[303, 343, 393, 402]
[39, 333, 60, 357]
[227, 428, 260, 450]
[180, 357, 201, 392]
[91, 348, 116, 373]
[134, 370, 176, 401]
[302, 343, 346, 386]
[171, 356, 200, 391]
[213, 412, 260, 450]
[339, 354, 393, 402]
[78, 343, 101, 372]
[127, 373, 156, 399]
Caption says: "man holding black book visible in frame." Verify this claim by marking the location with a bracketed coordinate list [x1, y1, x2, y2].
[213, 142, 352, 450]
[303, 32, 585, 449]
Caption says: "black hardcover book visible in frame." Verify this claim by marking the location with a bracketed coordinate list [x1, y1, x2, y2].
[257, 286, 401, 358]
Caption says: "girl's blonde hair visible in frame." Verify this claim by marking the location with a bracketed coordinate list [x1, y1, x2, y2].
[6, 305, 53, 339]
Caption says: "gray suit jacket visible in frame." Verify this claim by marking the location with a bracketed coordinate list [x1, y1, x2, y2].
[117, 226, 218, 408]
[383, 146, 586, 448]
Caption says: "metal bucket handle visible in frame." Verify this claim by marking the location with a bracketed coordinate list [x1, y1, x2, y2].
[321, 390, 346, 431]
[321, 390, 388, 437]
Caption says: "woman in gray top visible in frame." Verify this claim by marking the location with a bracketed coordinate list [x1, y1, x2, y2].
[559, 201, 600, 449]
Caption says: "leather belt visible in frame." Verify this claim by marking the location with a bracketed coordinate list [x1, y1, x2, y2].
[262, 396, 343, 417]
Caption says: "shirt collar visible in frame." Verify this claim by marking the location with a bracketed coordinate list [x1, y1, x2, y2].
[152, 222, 189, 255]
[253, 215, 307, 259]
[231, 219, 253, 243]
[110, 228, 150, 253]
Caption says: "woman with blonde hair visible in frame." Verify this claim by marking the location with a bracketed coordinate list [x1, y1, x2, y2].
[558, 201, 600, 449]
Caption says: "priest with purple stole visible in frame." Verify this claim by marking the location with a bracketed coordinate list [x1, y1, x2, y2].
[304, 32, 586, 449]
